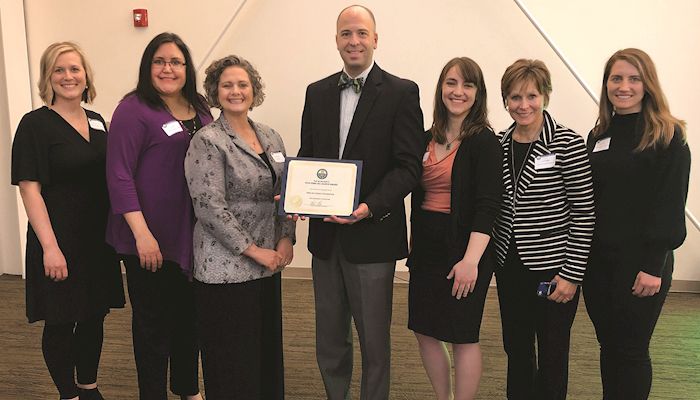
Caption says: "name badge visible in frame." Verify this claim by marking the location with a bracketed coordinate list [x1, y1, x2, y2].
[593, 137, 611, 153]
[88, 118, 106, 132]
[534, 154, 556, 170]
[271, 152, 285, 163]
[162, 120, 183, 136]
[422, 151, 430, 162]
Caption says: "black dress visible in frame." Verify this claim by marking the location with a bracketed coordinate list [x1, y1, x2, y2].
[11, 106, 125, 324]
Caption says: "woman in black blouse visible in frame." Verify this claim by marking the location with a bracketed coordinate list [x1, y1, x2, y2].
[407, 57, 502, 400]
[11, 42, 124, 400]
[585, 48, 690, 400]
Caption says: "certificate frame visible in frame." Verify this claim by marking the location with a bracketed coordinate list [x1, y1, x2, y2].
[278, 157, 363, 218]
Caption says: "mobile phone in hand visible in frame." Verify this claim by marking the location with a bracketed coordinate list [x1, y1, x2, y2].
[537, 281, 557, 297]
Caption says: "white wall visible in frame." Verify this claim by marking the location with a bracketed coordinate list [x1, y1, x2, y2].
[0, 0, 30, 275]
[3, 0, 698, 280]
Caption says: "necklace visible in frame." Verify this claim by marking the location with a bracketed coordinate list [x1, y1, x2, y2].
[446, 139, 457, 150]
[511, 138, 534, 186]
[445, 134, 460, 150]
[181, 116, 200, 136]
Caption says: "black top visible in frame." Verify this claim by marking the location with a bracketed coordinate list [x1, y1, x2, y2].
[258, 151, 277, 187]
[587, 113, 691, 276]
[180, 114, 203, 135]
[511, 139, 532, 186]
[11, 106, 125, 323]
[409, 127, 503, 268]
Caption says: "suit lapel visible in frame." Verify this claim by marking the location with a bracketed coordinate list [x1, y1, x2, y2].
[342, 64, 381, 159]
[221, 116, 263, 161]
[500, 126, 515, 200]
[513, 111, 557, 201]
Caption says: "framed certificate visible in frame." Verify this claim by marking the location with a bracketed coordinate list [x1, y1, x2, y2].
[278, 157, 362, 218]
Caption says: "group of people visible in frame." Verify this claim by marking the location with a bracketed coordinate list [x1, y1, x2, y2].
[10, 4, 690, 400]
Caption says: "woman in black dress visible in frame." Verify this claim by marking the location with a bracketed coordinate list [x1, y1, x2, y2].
[407, 57, 502, 400]
[11, 42, 124, 400]
[584, 48, 690, 400]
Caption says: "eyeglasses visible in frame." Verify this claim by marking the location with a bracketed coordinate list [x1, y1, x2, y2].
[152, 58, 186, 70]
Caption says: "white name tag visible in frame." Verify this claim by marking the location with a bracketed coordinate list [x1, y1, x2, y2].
[593, 137, 611, 153]
[162, 120, 183, 136]
[534, 154, 556, 170]
[271, 152, 285, 163]
[88, 118, 106, 132]
[422, 151, 430, 162]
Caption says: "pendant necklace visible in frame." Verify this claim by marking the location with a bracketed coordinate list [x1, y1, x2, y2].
[445, 135, 460, 150]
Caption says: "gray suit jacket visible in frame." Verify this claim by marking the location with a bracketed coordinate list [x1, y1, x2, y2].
[185, 115, 295, 283]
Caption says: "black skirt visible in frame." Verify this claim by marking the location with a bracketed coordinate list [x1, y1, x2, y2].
[194, 274, 284, 399]
[408, 209, 493, 343]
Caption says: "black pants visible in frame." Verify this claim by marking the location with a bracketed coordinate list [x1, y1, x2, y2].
[495, 245, 580, 400]
[194, 274, 284, 400]
[42, 314, 105, 399]
[123, 256, 199, 399]
[583, 245, 673, 400]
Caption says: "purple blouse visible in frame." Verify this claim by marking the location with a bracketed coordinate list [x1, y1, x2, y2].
[106, 94, 213, 277]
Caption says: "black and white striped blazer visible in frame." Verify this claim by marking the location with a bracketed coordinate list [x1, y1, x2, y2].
[492, 111, 595, 282]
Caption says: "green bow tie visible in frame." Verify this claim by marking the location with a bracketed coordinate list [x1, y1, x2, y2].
[338, 72, 364, 94]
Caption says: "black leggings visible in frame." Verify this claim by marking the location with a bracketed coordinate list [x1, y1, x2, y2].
[584, 246, 673, 400]
[42, 314, 105, 399]
[495, 244, 580, 400]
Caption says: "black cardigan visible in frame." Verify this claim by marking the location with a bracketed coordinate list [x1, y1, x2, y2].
[409, 127, 503, 267]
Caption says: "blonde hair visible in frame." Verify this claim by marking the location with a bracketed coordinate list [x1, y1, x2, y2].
[38, 42, 96, 105]
[592, 48, 686, 151]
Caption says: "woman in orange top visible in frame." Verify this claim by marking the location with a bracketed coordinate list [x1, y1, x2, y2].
[407, 57, 502, 400]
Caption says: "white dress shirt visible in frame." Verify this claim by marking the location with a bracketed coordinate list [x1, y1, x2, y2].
[338, 61, 374, 158]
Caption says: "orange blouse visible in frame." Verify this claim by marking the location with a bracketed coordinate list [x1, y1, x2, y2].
[420, 140, 459, 213]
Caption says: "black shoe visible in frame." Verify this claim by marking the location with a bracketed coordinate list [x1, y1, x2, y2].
[79, 388, 105, 400]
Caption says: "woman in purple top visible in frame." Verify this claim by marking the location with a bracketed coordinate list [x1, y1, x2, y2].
[106, 32, 212, 400]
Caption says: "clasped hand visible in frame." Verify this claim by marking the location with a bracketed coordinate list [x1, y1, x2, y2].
[245, 239, 293, 272]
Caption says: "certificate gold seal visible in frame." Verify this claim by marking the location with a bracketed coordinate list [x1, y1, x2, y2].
[289, 195, 303, 208]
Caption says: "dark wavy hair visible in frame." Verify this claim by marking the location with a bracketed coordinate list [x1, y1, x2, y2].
[431, 57, 491, 143]
[124, 32, 208, 114]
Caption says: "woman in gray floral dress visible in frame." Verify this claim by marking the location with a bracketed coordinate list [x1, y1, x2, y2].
[184, 55, 295, 400]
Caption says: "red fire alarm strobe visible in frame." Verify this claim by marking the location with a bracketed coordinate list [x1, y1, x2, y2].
[133, 9, 148, 27]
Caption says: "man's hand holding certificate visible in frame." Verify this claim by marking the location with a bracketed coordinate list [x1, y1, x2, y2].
[278, 158, 362, 218]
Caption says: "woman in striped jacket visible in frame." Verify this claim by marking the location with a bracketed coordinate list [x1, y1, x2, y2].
[492, 59, 595, 400]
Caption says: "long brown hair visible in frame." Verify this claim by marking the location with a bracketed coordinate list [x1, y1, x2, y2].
[592, 48, 686, 151]
[430, 57, 490, 143]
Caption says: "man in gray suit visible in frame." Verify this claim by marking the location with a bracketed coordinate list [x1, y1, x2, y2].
[298, 5, 424, 399]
